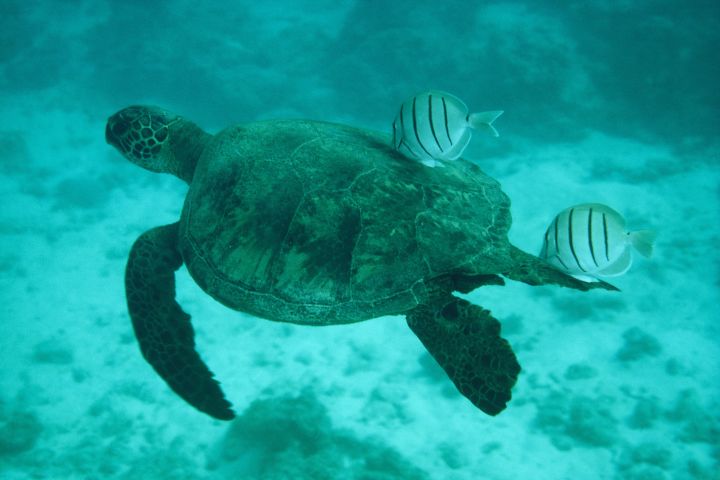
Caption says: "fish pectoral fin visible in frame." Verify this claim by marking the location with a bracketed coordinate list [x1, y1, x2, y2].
[468, 110, 504, 137]
[597, 248, 633, 277]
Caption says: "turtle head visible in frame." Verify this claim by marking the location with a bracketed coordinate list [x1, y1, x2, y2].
[106, 106, 209, 183]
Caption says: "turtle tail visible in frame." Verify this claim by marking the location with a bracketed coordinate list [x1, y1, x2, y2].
[125, 222, 235, 420]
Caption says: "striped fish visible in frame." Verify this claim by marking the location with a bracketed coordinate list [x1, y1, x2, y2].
[539, 203, 656, 282]
[391, 90, 503, 167]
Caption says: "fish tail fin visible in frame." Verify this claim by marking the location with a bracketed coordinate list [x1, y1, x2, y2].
[630, 230, 656, 258]
[468, 110, 504, 137]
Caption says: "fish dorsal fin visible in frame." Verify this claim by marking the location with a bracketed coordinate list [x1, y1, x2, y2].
[468, 110, 504, 137]
[597, 247, 632, 277]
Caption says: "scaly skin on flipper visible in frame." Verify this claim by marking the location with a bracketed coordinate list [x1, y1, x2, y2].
[125, 222, 234, 420]
[407, 295, 520, 415]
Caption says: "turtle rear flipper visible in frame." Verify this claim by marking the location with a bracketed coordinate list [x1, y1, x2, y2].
[125, 223, 235, 420]
[504, 246, 619, 291]
[407, 297, 521, 415]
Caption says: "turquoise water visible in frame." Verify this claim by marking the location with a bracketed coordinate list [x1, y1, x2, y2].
[1, 1, 719, 479]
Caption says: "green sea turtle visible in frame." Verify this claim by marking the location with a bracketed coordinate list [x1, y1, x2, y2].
[106, 106, 616, 420]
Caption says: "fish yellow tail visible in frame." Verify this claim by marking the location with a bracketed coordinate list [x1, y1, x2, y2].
[468, 110, 504, 137]
[630, 230, 656, 258]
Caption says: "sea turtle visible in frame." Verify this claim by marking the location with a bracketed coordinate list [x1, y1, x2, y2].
[106, 106, 616, 420]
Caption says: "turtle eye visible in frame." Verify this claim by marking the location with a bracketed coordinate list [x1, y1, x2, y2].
[111, 120, 128, 136]
[105, 117, 131, 155]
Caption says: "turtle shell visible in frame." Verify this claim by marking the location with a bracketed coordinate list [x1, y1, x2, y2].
[179, 120, 514, 325]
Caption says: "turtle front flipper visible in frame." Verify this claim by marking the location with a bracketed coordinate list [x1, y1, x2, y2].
[125, 222, 235, 420]
[407, 296, 520, 415]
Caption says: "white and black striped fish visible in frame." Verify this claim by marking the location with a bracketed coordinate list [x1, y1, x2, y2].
[391, 90, 503, 167]
[539, 203, 656, 282]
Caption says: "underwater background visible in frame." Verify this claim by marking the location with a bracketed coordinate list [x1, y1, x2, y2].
[1, 1, 719, 478]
